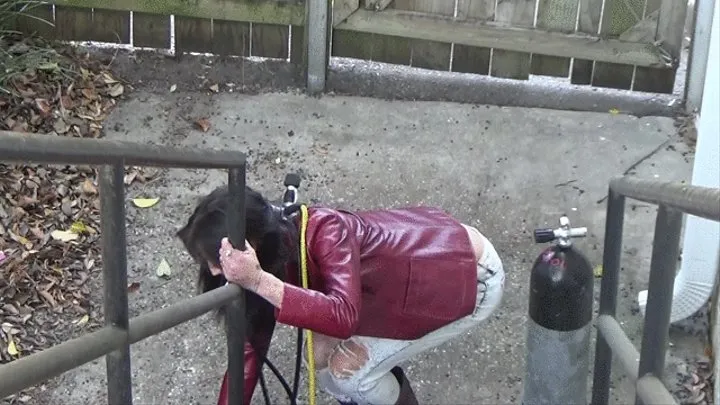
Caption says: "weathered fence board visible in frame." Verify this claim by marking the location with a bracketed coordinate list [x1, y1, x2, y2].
[290, 25, 305, 64]
[15, 3, 55, 38]
[132, 12, 171, 49]
[53, 6, 129, 43]
[213, 19, 250, 56]
[251, 24, 289, 59]
[591, 0, 646, 89]
[632, 1, 667, 92]
[332, 2, 413, 68]
[49, 0, 306, 25]
[174, 16, 213, 54]
[632, 0, 685, 93]
[452, 0, 495, 75]
[11, 0, 686, 96]
[394, 0, 453, 71]
[91, 9, 131, 43]
[492, 0, 536, 79]
[531, 0, 581, 77]
[571, 0, 603, 84]
[336, 10, 667, 66]
[54, 6, 94, 41]
[332, 30, 374, 60]
[332, 29, 412, 65]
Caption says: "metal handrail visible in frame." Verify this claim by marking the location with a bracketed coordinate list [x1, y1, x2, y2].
[0, 131, 246, 168]
[0, 130, 248, 405]
[592, 176, 720, 405]
[609, 177, 720, 221]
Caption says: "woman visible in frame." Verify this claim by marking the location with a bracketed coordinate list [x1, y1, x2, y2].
[177, 186, 505, 405]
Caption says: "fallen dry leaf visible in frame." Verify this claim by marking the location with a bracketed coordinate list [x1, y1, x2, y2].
[34, 99, 52, 116]
[50, 229, 79, 242]
[108, 84, 124, 97]
[156, 258, 172, 279]
[131, 198, 160, 208]
[81, 178, 97, 195]
[70, 221, 87, 234]
[194, 118, 211, 132]
[74, 314, 89, 326]
[7, 338, 19, 356]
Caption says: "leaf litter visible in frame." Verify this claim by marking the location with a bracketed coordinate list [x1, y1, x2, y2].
[0, 32, 158, 391]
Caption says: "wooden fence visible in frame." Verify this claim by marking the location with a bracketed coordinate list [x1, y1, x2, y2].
[12, 0, 688, 94]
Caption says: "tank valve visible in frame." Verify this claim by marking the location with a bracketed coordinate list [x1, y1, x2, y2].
[533, 215, 588, 247]
[282, 173, 301, 207]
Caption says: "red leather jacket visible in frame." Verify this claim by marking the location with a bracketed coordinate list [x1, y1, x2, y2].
[218, 206, 478, 404]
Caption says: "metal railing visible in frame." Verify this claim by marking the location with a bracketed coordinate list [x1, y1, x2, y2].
[0, 130, 248, 405]
[3, 130, 720, 405]
[591, 176, 720, 405]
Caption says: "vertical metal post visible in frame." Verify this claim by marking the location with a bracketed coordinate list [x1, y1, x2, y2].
[306, 0, 330, 94]
[591, 188, 626, 405]
[634, 205, 683, 405]
[99, 163, 133, 405]
[226, 165, 247, 405]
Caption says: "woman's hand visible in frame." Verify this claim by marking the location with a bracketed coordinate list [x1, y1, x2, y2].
[218, 237, 264, 290]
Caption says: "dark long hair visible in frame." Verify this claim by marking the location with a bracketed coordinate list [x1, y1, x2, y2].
[176, 186, 297, 335]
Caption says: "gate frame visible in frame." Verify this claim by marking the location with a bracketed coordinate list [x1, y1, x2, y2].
[591, 176, 720, 404]
[2, 131, 720, 404]
[0, 130, 249, 405]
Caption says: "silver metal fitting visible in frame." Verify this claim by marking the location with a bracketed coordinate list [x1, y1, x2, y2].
[555, 215, 588, 247]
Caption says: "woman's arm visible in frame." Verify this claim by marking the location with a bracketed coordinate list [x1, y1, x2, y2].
[250, 270, 284, 308]
[272, 215, 362, 339]
[217, 238, 285, 308]
[219, 214, 363, 339]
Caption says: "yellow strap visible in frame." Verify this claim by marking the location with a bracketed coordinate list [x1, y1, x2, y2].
[299, 204, 316, 405]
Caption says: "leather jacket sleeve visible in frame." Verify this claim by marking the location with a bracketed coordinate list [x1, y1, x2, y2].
[275, 215, 362, 339]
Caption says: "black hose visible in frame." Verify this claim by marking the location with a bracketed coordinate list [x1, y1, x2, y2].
[260, 355, 297, 404]
[259, 369, 270, 404]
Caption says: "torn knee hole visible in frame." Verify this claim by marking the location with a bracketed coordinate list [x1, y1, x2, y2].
[328, 340, 369, 380]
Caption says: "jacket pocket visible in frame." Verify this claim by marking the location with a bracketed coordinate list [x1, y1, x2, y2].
[402, 257, 472, 320]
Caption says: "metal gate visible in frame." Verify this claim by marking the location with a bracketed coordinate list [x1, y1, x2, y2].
[0, 130, 249, 405]
[591, 177, 720, 404]
[1, 129, 719, 405]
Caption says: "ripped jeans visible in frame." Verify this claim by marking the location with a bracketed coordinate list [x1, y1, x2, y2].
[305, 226, 506, 405]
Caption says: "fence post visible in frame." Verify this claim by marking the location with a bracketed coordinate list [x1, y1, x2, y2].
[225, 166, 247, 405]
[591, 188, 626, 405]
[98, 163, 133, 405]
[306, 0, 332, 94]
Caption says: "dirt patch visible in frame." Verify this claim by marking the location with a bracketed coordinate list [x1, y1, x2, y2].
[83, 48, 303, 96]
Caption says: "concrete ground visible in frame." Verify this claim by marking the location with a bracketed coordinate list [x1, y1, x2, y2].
[35, 87, 705, 405]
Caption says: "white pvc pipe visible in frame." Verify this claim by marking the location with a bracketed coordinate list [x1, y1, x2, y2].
[685, 0, 716, 113]
[638, 0, 720, 322]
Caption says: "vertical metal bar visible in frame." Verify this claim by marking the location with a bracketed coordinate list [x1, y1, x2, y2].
[634, 205, 683, 405]
[99, 163, 133, 405]
[306, 0, 330, 94]
[226, 165, 247, 405]
[591, 188, 626, 405]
